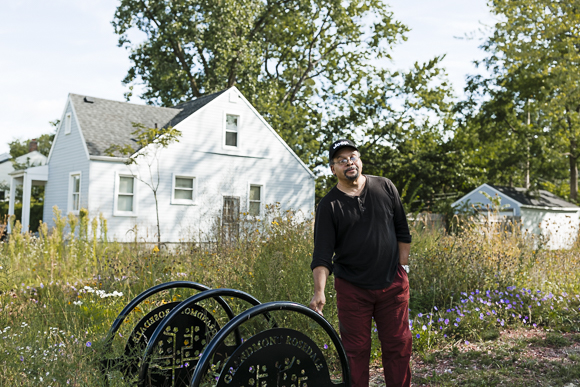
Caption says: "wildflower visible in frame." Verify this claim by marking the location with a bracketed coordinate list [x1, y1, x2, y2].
[533, 323, 537, 328]
[417, 313, 423, 318]
[465, 341, 469, 345]
[444, 319, 449, 325]
[86, 342, 91, 347]
[434, 306, 438, 311]
[456, 317, 461, 322]
[416, 334, 420, 339]
[20, 356, 24, 362]
[454, 323, 458, 327]
[422, 325, 427, 331]
[323, 344, 328, 349]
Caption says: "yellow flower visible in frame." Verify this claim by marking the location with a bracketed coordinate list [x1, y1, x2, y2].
[152, 246, 160, 253]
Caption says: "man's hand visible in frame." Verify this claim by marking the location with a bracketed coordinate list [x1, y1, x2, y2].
[310, 266, 330, 316]
[309, 291, 326, 316]
[398, 242, 410, 265]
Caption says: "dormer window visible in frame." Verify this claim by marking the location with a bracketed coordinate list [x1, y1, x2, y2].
[225, 114, 239, 147]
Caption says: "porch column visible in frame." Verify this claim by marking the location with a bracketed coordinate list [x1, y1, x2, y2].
[7, 176, 16, 234]
[21, 173, 31, 233]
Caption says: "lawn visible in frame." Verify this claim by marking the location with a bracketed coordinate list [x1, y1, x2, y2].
[1, 206, 579, 386]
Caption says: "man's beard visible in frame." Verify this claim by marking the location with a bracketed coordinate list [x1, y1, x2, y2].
[344, 166, 360, 181]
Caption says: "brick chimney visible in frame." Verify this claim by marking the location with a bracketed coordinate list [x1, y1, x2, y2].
[29, 139, 38, 153]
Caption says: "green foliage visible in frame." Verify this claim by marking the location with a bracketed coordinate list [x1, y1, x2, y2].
[1, 209, 580, 383]
[464, 0, 580, 201]
[0, 200, 43, 233]
[112, 0, 414, 169]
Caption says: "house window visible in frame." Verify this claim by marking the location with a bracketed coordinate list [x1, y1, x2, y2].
[118, 176, 134, 211]
[225, 114, 239, 147]
[69, 173, 81, 214]
[172, 175, 196, 205]
[0, 190, 5, 201]
[249, 184, 262, 216]
[64, 113, 72, 135]
[114, 173, 138, 216]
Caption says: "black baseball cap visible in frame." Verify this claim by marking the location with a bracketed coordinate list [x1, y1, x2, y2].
[329, 139, 358, 161]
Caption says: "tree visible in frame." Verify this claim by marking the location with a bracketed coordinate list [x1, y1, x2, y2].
[318, 58, 474, 210]
[105, 124, 181, 247]
[474, 0, 580, 201]
[8, 129, 56, 170]
[112, 0, 408, 168]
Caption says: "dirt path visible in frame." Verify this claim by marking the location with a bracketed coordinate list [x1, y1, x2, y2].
[368, 329, 580, 386]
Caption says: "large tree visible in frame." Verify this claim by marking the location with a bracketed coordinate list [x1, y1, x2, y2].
[475, 0, 580, 201]
[112, 0, 408, 168]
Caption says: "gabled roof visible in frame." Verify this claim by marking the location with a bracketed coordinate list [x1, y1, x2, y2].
[490, 185, 578, 209]
[69, 89, 227, 156]
[0, 153, 10, 164]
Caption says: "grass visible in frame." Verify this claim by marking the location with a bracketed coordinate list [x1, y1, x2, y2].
[1, 205, 580, 385]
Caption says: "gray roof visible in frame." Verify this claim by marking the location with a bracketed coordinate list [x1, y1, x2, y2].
[0, 153, 10, 164]
[490, 185, 579, 208]
[70, 89, 228, 156]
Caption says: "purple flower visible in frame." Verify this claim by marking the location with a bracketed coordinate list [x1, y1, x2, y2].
[323, 344, 328, 349]
[416, 334, 420, 339]
[422, 325, 427, 331]
[20, 356, 24, 362]
[434, 306, 438, 311]
[465, 341, 469, 345]
[444, 319, 449, 325]
[454, 323, 458, 327]
[417, 313, 423, 318]
[456, 317, 461, 322]
[86, 342, 91, 347]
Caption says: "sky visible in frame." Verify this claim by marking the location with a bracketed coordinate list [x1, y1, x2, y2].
[0, 0, 496, 155]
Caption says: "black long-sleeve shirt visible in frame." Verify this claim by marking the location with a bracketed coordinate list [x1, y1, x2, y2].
[311, 175, 412, 289]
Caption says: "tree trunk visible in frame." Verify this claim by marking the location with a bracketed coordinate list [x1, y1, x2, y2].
[153, 190, 161, 248]
[570, 139, 578, 202]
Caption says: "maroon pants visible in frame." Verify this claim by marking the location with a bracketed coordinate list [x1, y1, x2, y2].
[334, 266, 412, 387]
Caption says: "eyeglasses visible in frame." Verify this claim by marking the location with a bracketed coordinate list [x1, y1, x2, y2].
[334, 155, 360, 165]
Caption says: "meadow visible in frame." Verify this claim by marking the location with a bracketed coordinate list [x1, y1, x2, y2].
[0, 206, 579, 386]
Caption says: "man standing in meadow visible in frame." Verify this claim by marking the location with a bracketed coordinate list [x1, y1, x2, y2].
[309, 139, 412, 387]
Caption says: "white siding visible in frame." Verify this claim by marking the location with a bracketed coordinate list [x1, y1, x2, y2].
[86, 90, 314, 242]
[520, 207, 580, 250]
[43, 100, 90, 227]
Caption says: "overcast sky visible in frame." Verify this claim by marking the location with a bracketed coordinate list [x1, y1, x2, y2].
[0, 0, 496, 155]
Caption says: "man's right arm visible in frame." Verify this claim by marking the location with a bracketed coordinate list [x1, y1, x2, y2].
[310, 199, 335, 315]
[309, 266, 330, 315]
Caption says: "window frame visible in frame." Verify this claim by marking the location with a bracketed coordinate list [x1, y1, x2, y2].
[247, 182, 265, 217]
[67, 171, 81, 215]
[64, 113, 72, 135]
[171, 174, 197, 205]
[222, 112, 242, 150]
[113, 171, 138, 217]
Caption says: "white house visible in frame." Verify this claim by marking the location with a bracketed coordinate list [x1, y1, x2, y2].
[0, 145, 47, 201]
[452, 183, 580, 250]
[8, 87, 315, 242]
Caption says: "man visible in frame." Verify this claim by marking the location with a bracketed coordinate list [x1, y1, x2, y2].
[309, 139, 412, 387]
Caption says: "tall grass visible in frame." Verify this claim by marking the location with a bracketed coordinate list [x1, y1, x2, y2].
[0, 206, 579, 385]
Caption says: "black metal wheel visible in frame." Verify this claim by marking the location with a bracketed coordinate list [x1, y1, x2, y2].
[137, 288, 268, 387]
[189, 301, 350, 387]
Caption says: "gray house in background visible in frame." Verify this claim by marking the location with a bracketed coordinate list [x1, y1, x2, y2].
[452, 183, 580, 249]
[8, 87, 315, 242]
